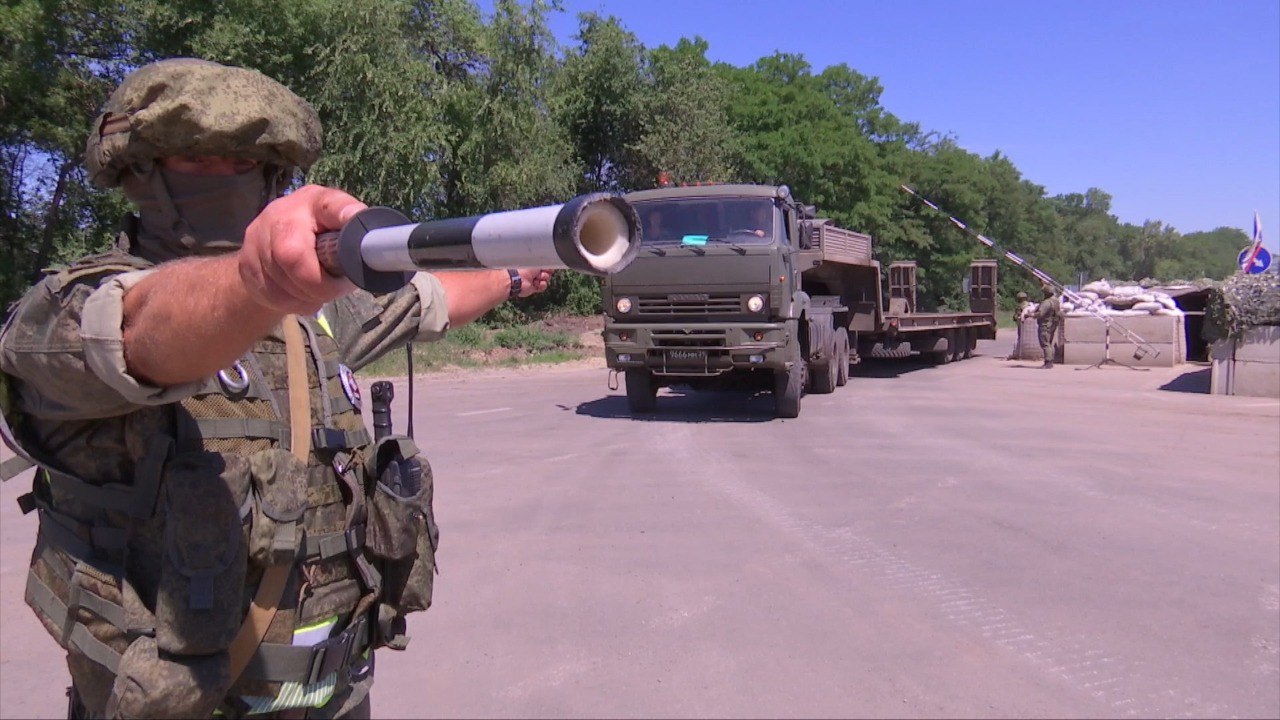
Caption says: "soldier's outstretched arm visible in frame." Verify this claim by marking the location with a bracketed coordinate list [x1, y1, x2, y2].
[122, 185, 364, 387]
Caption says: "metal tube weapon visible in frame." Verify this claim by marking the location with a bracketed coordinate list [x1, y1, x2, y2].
[316, 193, 641, 292]
[899, 184, 1160, 360]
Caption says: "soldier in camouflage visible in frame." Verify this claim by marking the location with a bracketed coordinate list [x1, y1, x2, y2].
[1035, 284, 1063, 368]
[0, 58, 552, 718]
[1008, 291, 1030, 360]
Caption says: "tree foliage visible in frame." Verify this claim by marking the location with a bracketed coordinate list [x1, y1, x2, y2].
[2, 0, 1248, 318]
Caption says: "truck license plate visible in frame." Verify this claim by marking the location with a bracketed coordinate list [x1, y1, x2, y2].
[667, 349, 706, 363]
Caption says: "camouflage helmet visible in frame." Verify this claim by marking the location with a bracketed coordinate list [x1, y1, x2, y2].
[1015, 291, 1028, 301]
[85, 58, 322, 188]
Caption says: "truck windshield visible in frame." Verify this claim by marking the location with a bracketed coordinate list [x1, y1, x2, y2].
[636, 198, 780, 246]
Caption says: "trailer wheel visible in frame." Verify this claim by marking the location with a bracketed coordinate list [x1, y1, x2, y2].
[835, 328, 850, 387]
[948, 331, 965, 363]
[928, 339, 952, 365]
[774, 363, 803, 418]
[625, 369, 658, 413]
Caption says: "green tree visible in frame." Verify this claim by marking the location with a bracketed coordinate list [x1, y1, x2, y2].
[1156, 226, 1246, 281]
[633, 37, 737, 187]
[437, 0, 575, 217]
[554, 12, 648, 193]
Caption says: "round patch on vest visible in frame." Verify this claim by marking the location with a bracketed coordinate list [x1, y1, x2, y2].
[338, 364, 362, 411]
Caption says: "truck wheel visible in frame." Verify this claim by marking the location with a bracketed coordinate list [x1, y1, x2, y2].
[835, 328, 850, 386]
[962, 328, 975, 359]
[625, 369, 658, 413]
[810, 345, 838, 395]
[774, 363, 803, 418]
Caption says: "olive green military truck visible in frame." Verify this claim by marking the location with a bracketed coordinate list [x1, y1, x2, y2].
[602, 184, 997, 418]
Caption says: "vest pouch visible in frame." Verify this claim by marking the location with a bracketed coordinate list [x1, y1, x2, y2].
[154, 452, 248, 656]
[247, 448, 308, 567]
[106, 636, 231, 719]
[364, 437, 439, 619]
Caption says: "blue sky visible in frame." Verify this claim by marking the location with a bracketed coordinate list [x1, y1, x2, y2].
[526, 0, 1279, 252]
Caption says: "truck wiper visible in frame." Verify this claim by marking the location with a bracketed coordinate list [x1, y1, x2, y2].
[706, 236, 748, 254]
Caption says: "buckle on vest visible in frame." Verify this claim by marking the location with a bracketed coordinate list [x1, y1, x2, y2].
[311, 427, 349, 451]
[307, 615, 370, 685]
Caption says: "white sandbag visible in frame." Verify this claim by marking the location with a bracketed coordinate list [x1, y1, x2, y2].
[1077, 291, 1100, 301]
[1132, 301, 1163, 312]
[1062, 302, 1075, 312]
[1135, 293, 1155, 303]
[1158, 296, 1178, 310]
[1154, 308, 1184, 316]
[1082, 280, 1112, 296]
[1111, 285, 1144, 297]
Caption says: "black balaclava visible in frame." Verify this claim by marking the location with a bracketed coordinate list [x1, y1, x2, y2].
[119, 162, 272, 263]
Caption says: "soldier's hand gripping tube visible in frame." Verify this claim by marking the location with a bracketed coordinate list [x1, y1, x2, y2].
[316, 193, 642, 293]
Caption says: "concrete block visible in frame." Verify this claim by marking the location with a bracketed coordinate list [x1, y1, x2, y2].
[1064, 342, 1179, 367]
[1232, 359, 1280, 398]
[1211, 354, 1233, 395]
[1063, 314, 1180, 345]
[1235, 326, 1280, 363]
[1210, 339, 1236, 362]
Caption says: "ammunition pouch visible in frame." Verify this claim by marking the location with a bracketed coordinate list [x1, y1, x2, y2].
[246, 448, 307, 567]
[106, 638, 230, 719]
[363, 436, 438, 650]
[154, 452, 249, 657]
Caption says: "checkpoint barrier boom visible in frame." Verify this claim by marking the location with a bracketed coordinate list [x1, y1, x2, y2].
[899, 184, 1160, 362]
[317, 193, 642, 292]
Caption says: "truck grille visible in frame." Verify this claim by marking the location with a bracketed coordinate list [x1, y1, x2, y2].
[650, 328, 727, 349]
[638, 293, 740, 315]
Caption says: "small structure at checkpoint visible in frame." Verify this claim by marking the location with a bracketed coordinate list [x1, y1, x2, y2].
[1204, 272, 1280, 398]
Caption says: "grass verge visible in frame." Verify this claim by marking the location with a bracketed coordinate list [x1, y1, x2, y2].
[358, 321, 593, 377]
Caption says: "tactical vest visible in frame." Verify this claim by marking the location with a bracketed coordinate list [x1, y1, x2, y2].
[0, 255, 438, 718]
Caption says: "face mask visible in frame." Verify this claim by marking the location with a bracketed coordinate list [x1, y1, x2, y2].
[121, 163, 269, 262]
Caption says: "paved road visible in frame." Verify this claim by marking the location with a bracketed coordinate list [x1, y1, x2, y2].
[3, 334, 1278, 718]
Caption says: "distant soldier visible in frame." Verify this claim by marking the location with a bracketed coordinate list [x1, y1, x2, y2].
[1035, 284, 1063, 368]
[1009, 291, 1030, 359]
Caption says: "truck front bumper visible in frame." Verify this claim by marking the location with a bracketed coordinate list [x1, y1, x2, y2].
[604, 322, 792, 376]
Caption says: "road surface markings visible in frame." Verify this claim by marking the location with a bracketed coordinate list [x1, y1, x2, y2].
[456, 407, 512, 417]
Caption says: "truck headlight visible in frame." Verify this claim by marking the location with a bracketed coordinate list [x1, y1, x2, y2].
[746, 294, 765, 313]
[615, 297, 633, 314]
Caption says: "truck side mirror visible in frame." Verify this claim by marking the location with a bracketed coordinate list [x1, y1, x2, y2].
[802, 205, 817, 219]
[799, 221, 814, 249]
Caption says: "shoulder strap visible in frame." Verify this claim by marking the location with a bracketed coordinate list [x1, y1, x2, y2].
[228, 315, 312, 683]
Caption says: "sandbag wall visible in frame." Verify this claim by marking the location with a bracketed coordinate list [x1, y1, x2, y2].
[1055, 281, 1187, 367]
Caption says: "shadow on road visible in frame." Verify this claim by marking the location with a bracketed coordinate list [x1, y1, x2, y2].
[1159, 366, 1211, 394]
[850, 353, 996, 379]
[575, 388, 776, 423]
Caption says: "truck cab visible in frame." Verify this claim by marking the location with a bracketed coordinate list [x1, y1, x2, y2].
[603, 184, 824, 417]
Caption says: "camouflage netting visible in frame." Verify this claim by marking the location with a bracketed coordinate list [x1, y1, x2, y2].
[1204, 272, 1280, 342]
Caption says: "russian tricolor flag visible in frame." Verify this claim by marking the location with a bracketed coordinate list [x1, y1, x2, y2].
[1240, 211, 1265, 272]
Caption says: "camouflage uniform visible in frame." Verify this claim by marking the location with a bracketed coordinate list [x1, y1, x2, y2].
[0, 59, 448, 718]
[1035, 287, 1063, 368]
